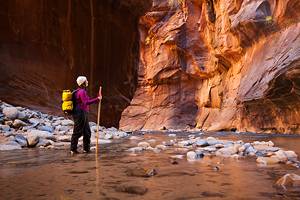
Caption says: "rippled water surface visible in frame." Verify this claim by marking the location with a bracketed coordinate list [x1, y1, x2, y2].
[1, 132, 300, 200]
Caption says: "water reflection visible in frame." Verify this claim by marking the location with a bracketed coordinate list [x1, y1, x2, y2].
[0, 132, 300, 200]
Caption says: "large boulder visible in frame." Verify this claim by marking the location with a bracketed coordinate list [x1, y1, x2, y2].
[3, 107, 19, 120]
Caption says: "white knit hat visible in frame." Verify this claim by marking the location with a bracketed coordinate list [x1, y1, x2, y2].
[76, 76, 87, 86]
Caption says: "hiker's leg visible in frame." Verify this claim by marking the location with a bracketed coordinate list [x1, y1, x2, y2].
[71, 111, 84, 151]
[83, 112, 91, 152]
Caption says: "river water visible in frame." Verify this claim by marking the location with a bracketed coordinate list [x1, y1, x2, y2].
[1, 131, 300, 200]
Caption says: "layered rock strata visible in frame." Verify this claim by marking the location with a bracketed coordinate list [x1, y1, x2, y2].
[120, 0, 300, 133]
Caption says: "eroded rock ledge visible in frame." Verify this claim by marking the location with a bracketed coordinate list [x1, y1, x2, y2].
[120, 0, 300, 133]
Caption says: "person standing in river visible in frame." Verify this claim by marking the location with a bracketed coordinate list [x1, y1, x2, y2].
[70, 76, 102, 154]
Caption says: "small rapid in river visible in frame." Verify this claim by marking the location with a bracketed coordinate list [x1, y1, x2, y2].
[1, 131, 300, 200]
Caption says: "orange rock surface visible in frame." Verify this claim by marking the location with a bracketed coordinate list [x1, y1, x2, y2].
[120, 0, 300, 133]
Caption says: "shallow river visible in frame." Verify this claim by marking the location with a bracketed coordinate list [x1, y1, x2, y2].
[1, 132, 300, 200]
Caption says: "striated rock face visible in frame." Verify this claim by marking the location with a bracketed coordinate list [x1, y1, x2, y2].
[0, 0, 151, 127]
[120, 0, 300, 133]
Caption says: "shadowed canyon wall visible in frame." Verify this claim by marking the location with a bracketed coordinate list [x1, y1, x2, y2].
[0, 0, 151, 127]
[120, 0, 300, 133]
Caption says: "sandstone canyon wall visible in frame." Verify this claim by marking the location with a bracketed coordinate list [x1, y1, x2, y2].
[0, 0, 151, 127]
[120, 0, 300, 133]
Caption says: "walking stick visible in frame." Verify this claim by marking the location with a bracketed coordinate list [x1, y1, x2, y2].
[96, 87, 102, 155]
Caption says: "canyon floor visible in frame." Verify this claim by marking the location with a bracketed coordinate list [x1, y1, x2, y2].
[0, 129, 300, 200]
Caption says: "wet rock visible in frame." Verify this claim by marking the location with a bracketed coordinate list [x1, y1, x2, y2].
[284, 151, 298, 162]
[170, 158, 179, 165]
[168, 134, 176, 137]
[61, 119, 74, 126]
[36, 139, 52, 147]
[27, 134, 39, 147]
[127, 147, 144, 153]
[3, 131, 13, 137]
[3, 107, 19, 120]
[129, 136, 142, 140]
[39, 125, 54, 133]
[27, 130, 55, 140]
[170, 155, 184, 159]
[256, 156, 280, 165]
[28, 118, 41, 125]
[206, 137, 219, 146]
[245, 145, 257, 156]
[178, 140, 195, 147]
[104, 133, 113, 140]
[13, 119, 27, 128]
[200, 146, 217, 152]
[0, 144, 22, 151]
[57, 135, 71, 142]
[0, 125, 10, 132]
[116, 184, 148, 195]
[195, 139, 209, 147]
[216, 144, 241, 157]
[187, 151, 204, 161]
[17, 111, 27, 120]
[14, 134, 27, 147]
[89, 122, 96, 127]
[125, 167, 157, 178]
[155, 144, 167, 151]
[4, 120, 13, 126]
[138, 142, 151, 148]
[276, 173, 300, 189]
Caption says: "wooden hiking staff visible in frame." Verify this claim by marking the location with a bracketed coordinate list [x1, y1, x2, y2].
[96, 86, 102, 154]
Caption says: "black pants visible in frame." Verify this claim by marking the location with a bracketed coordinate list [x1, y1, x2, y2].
[71, 110, 91, 152]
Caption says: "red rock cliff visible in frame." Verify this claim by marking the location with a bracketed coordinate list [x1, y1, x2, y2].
[0, 0, 151, 127]
[120, 0, 300, 133]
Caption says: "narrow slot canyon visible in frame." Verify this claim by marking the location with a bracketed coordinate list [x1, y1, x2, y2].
[0, 0, 151, 127]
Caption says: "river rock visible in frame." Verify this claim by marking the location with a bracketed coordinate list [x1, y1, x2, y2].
[128, 147, 144, 153]
[3, 131, 13, 137]
[256, 156, 281, 165]
[27, 134, 39, 147]
[3, 107, 19, 119]
[187, 151, 204, 161]
[155, 144, 167, 151]
[13, 119, 27, 128]
[168, 134, 176, 137]
[27, 129, 55, 140]
[0, 144, 22, 151]
[138, 142, 151, 148]
[17, 111, 27, 120]
[276, 173, 300, 188]
[57, 135, 71, 142]
[28, 118, 42, 125]
[129, 136, 142, 140]
[216, 144, 241, 157]
[116, 184, 148, 195]
[206, 137, 219, 146]
[61, 119, 74, 126]
[104, 133, 113, 140]
[284, 151, 298, 162]
[39, 125, 54, 133]
[0, 125, 10, 132]
[36, 139, 52, 147]
[170, 155, 184, 159]
[89, 122, 96, 127]
[14, 134, 28, 147]
[195, 139, 209, 147]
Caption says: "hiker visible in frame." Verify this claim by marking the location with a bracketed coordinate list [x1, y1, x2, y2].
[70, 76, 102, 154]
